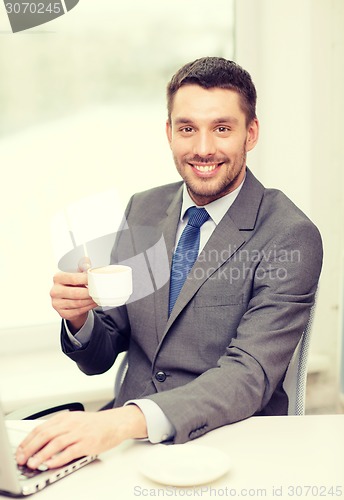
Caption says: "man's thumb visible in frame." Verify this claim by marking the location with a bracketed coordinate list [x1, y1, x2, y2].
[78, 256, 92, 272]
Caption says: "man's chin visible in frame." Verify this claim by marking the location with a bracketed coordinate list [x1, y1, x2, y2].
[186, 176, 242, 204]
[186, 183, 227, 204]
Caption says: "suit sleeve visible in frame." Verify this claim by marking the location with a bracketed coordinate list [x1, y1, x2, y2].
[60, 197, 135, 374]
[60, 305, 131, 375]
[146, 218, 323, 443]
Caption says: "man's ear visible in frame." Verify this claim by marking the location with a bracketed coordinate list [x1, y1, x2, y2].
[166, 120, 172, 145]
[246, 118, 259, 152]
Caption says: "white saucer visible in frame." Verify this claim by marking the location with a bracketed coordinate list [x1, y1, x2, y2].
[138, 444, 231, 486]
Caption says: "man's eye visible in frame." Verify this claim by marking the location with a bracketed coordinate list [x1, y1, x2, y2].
[217, 126, 230, 133]
[180, 127, 194, 133]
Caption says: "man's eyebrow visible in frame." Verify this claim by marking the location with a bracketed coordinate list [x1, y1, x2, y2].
[174, 117, 193, 125]
[173, 116, 239, 125]
[212, 116, 239, 125]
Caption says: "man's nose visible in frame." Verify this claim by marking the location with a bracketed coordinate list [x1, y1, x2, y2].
[193, 131, 216, 157]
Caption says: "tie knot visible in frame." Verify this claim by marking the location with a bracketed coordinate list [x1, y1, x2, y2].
[186, 206, 210, 228]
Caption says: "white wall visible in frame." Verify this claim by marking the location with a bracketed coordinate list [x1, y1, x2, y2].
[236, 0, 344, 387]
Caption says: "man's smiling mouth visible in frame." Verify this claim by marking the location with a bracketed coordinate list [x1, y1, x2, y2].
[193, 164, 217, 172]
[189, 162, 224, 174]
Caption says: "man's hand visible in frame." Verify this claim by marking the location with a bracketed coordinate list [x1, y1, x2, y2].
[16, 406, 148, 470]
[50, 271, 97, 333]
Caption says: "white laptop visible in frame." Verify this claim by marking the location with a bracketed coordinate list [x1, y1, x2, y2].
[0, 405, 97, 497]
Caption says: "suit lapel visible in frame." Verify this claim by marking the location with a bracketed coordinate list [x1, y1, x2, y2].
[154, 185, 183, 338]
[159, 168, 265, 340]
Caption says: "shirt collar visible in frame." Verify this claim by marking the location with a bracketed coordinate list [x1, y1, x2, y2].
[180, 175, 245, 226]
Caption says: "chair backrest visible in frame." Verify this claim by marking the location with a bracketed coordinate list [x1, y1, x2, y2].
[283, 300, 317, 415]
[114, 351, 129, 397]
[340, 271, 344, 406]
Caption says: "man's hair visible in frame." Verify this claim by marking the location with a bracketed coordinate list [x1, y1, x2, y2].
[167, 57, 257, 126]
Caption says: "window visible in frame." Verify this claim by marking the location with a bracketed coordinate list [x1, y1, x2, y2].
[0, 0, 235, 337]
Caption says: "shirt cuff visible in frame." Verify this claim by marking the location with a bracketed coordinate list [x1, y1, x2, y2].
[125, 399, 175, 444]
[64, 311, 94, 349]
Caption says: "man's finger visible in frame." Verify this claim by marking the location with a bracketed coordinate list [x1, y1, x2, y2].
[51, 283, 91, 300]
[45, 443, 84, 469]
[78, 256, 92, 272]
[52, 272, 88, 287]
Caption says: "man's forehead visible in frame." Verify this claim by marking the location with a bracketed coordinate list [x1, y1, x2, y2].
[174, 115, 239, 126]
[171, 85, 245, 120]
[174, 83, 240, 98]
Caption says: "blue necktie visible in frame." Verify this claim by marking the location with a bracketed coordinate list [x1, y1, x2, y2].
[169, 206, 210, 316]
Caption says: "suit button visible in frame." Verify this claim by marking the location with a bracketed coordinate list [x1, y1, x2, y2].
[155, 371, 167, 382]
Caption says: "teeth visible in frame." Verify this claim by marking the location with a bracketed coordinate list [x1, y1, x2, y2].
[194, 164, 217, 172]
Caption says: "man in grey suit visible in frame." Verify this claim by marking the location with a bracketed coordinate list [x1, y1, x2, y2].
[16, 57, 322, 470]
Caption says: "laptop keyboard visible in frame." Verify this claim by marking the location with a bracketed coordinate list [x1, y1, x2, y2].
[17, 464, 46, 481]
[6, 424, 49, 481]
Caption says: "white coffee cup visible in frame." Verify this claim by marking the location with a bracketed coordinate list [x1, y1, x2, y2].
[87, 265, 132, 307]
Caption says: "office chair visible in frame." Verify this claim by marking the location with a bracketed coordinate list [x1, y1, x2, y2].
[283, 299, 317, 415]
[5, 401, 85, 420]
[340, 276, 344, 412]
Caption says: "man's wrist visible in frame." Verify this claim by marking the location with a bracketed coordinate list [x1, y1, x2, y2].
[112, 406, 148, 441]
[66, 313, 88, 335]
[64, 312, 94, 350]
[125, 399, 175, 443]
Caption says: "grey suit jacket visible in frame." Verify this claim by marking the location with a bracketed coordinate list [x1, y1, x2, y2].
[61, 168, 323, 443]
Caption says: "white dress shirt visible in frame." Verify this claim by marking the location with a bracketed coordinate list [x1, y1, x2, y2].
[65, 178, 244, 443]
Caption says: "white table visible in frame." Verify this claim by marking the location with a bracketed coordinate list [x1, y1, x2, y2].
[2, 415, 343, 500]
